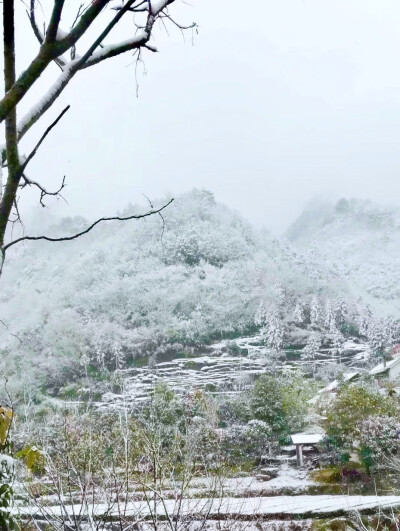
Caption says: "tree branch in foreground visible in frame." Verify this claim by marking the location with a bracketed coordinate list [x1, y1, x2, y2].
[17, 105, 69, 207]
[21, 174, 67, 208]
[1, 198, 174, 254]
[45, 0, 66, 43]
[19, 105, 70, 176]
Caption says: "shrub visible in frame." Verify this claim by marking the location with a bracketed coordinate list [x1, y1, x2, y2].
[359, 415, 400, 470]
[325, 383, 400, 464]
[251, 375, 286, 437]
[250, 372, 316, 438]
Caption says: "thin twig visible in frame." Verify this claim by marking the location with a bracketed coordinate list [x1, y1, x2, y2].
[0, 319, 22, 344]
[19, 105, 70, 175]
[21, 173, 67, 207]
[2, 198, 174, 253]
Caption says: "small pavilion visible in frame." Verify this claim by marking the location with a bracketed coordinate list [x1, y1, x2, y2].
[290, 432, 324, 466]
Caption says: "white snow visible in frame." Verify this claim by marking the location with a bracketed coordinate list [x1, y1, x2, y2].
[87, 34, 148, 64]
[18, 60, 78, 136]
[14, 495, 400, 519]
[291, 433, 324, 445]
[151, 0, 173, 14]
[55, 27, 68, 41]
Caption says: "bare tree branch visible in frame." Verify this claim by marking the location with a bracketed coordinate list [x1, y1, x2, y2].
[0, 0, 110, 124]
[17, 0, 140, 140]
[21, 174, 67, 207]
[2, 198, 174, 253]
[28, 0, 44, 45]
[161, 11, 197, 32]
[80, 33, 154, 69]
[45, 0, 65, 43]
[56, 0, 110, 50]
[28, 1, 67, 70]
[0, 0, 192, 271]
[71, 4, 85, 30]
[19, 105, 70, 175]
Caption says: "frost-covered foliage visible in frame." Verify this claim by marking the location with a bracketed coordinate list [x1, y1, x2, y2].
[368, 317, 397, 362]
[217, 371, 318, 462]
[0, 407, 15, 530]
[255, 302, 284, 351]
[2, 191, 400, 403]
[16, 385, 225, 530]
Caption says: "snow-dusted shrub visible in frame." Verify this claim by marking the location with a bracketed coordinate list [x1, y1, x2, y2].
[220, 422, 270, 464]
[360, 415, 400, 469]
[326, 384, 400, 464]
[250, 372, 316, 440]
[251, 375, 286, 438]
[280, 373, 319, 433]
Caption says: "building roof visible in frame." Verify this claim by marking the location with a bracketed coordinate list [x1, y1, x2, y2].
[323, 372, 360, 392]
[369, 357, 400, 376]
[291, 433, 324, 445]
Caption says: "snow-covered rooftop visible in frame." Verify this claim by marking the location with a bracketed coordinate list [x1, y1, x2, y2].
[323, 371, 360, 392]
[291, 433, 324, 445]
[369, 357, 400, 376]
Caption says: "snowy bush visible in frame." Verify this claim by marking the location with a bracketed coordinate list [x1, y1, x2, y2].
[360, 415, 400, 469]
[250, 372, 316, 440]
[326, 383, 400, 464]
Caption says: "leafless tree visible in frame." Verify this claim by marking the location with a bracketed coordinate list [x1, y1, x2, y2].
[0, 0, 196, 271]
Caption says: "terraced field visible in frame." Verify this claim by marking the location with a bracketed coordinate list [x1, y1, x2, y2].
[98, 336, 370, 409]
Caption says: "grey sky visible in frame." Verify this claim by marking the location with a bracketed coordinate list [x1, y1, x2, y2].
[14, 0, 400, 234]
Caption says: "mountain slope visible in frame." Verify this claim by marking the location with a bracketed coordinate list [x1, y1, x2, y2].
[287, 198, 400, 315]
[0, 189, 345, 396]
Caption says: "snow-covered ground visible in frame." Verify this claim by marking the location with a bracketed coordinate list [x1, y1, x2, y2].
[16, 495, 400, 520]
[178, 466, 315, 499]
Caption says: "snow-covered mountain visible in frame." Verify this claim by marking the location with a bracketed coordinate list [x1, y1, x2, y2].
[287, 198, 400, 316]
[0, 190, 346, 395]
[1, 191, 397, 399]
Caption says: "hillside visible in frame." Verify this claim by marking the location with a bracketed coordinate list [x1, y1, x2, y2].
[287, 198, 400, 316]
[0, 189, 349, 398]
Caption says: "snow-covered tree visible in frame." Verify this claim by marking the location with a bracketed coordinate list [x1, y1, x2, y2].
[310, 296, 322, 328]
[356, 305, 373, 337]
[333, 297, 347, 328]
[368, 318, 395, 366]
[323, 300, 336, 332]
[302, 332, 321, 375]
[255, 303, 284, 352]
[293, 301, 306, 326]
[330, 327, 345, 364]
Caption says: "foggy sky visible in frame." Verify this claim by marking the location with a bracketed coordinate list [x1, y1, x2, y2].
[13, 0, 400, 235]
